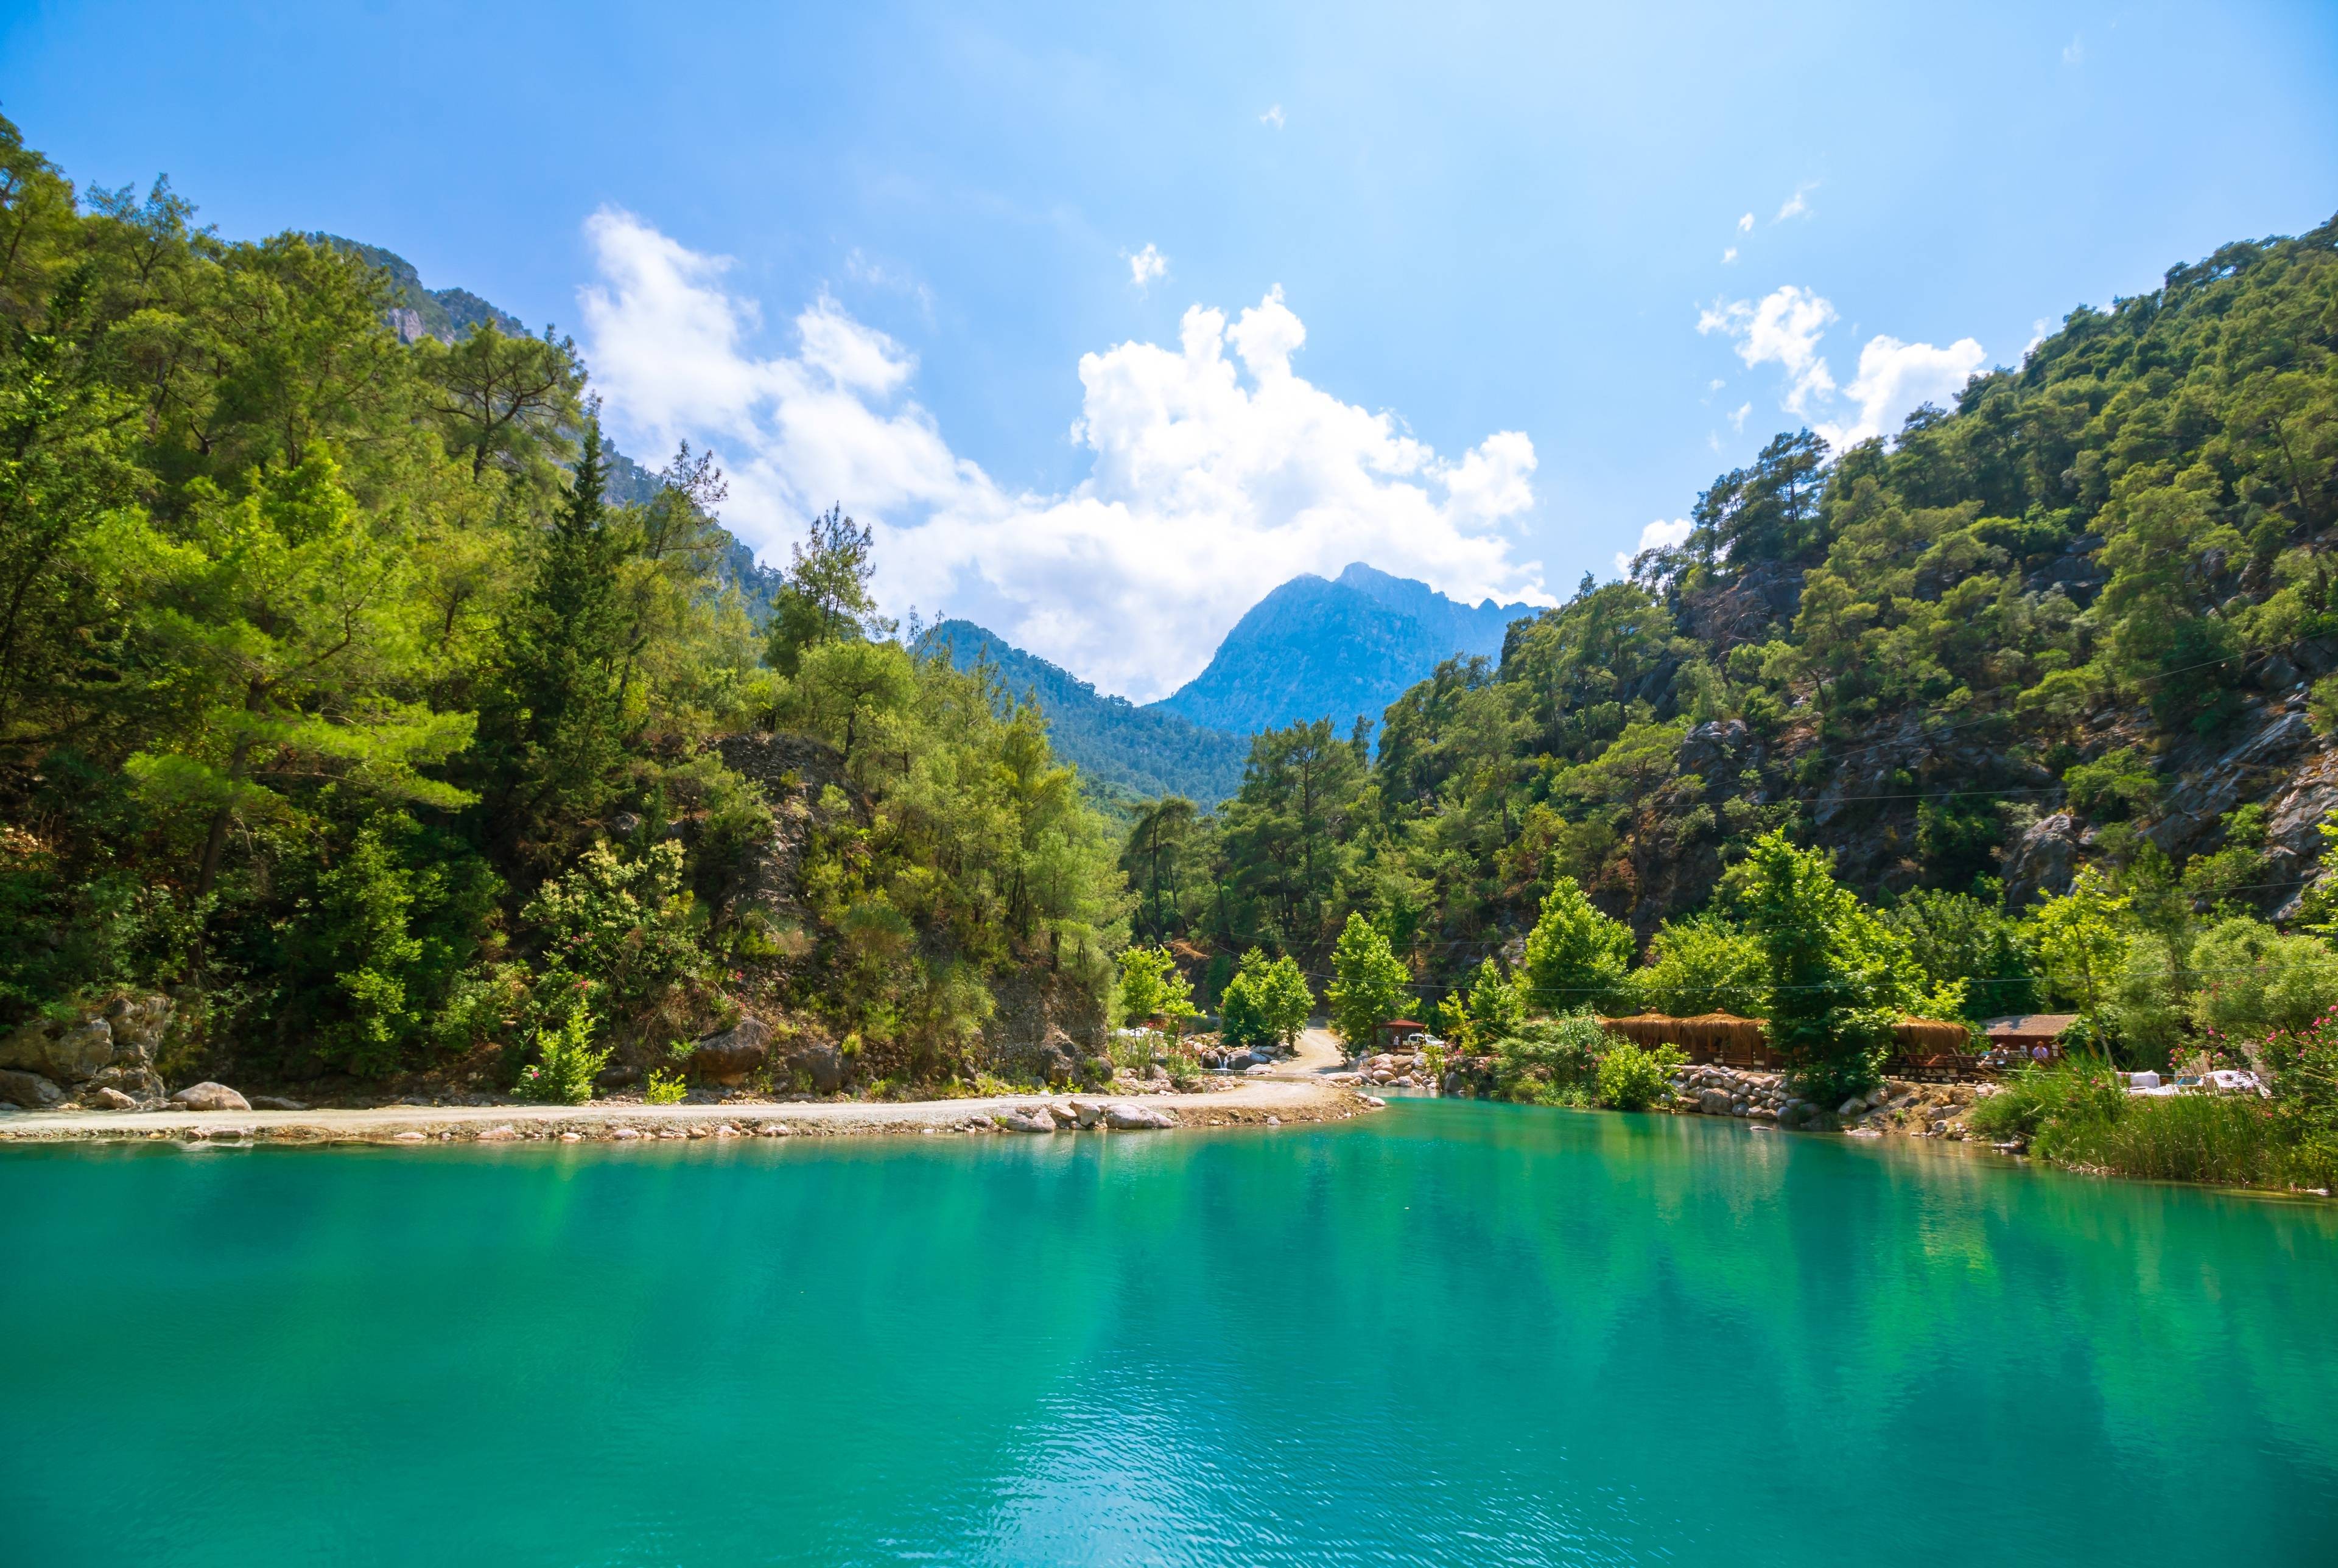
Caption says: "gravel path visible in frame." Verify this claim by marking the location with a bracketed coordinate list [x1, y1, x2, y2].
[0, 1073, 1378, 1148]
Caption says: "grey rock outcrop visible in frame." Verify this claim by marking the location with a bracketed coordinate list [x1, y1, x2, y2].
[0, 1068, 64, 1108]
[0, 993, 174, 1090]
[0, 1017, 116, 1082]
[2004, 813, 2080, 909]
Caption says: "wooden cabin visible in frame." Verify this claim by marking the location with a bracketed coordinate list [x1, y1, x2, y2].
[1981, 1014, 2081, 1060]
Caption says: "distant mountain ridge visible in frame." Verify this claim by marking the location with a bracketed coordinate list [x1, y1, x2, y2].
[920, 620, 1248, 805]
[1150, 562, 1534, 737]
[309, 234, 531, 344]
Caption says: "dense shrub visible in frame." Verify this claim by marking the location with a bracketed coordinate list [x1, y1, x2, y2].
[1491, 1014, 1606, 1105]
[1595, 1040, 1686, 1111]
[513, 1009, 611, 1105]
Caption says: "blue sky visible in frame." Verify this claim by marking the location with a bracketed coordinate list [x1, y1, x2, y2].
[7, 0, 2335, 698]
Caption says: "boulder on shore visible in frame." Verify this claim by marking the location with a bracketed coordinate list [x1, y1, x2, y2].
[170, 1082, 252, 1112]
[87, 1086, 140, 1110]
[786, 1041, 845, 1094]
[1105, 1102, 1176, 1130]
[692, 1015, 773, 1085]
[0, 1068, 65, 1109]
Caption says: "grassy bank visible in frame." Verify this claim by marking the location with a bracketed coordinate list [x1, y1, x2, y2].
[1969, 1062, 2337, 1191]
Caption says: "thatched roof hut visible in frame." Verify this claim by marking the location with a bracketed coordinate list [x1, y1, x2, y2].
[1892, 1017, 1976, 1051]
[1599, 1013, 1769, 1054]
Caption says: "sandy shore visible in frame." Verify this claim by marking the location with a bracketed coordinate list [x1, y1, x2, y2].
[0, 1037, 1379, 1148]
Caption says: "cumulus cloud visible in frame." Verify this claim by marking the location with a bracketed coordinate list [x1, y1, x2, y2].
[1699, 284, 1838, 413]
[1736, 212, 1754, 233]
[1125, 243, 1168, 292]
[1722, 246, 1739, 265]
[1260, 103, 1285, 129]
[1823, 334, 1986, 448]
[1774, 183, 1816, 223]
[2062, 35, 2084, 65]
[1729, 401, 1751, 431]
[579, 210, 1550, 701]
[1615, 516, 1692, 576]
[1696, 280, 1984, 451]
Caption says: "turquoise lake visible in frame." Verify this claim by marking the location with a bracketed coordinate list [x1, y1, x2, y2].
[4, 1100, 2336, 1566]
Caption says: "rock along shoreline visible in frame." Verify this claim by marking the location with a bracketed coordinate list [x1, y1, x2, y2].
[0, 1076, 1381, 1150]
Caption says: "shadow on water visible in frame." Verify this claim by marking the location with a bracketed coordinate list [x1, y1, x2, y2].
[2, 1100, 2334, 1566]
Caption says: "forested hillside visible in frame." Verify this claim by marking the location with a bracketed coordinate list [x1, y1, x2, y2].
[1136, 214, 2338, 1036]
[0, 121, 1126, 1097]
[921, 620, 1247, 805]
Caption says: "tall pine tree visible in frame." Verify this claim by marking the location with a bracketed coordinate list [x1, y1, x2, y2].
[477, 418, 630, 857]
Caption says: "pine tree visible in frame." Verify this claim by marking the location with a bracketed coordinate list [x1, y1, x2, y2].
[478, 419, 630, 852]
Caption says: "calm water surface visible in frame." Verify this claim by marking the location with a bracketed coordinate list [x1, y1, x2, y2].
[4, 1101, 2334, 1566]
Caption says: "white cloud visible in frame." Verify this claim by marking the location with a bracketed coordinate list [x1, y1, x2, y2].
[1697, 281, 1984, 450]
[1125, 243, 1168, 292]
[580, 210, 1551, 702]
[1260, 103, 1285, 130]
[2062, 35, 2084, 65]
[1721, 246, 1739, 265]
[1736, 212, 1754, 234]
[1774, 183, 1816, 223]
[1615, 516, 1692, 576]
[1699, 284, 1838, 413]
[1818, 334, 1986, 448]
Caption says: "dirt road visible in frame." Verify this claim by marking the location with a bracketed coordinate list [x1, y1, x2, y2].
[0, 1073, 1378, 1148]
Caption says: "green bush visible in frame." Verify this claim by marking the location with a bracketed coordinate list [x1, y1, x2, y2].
[513, 1009, 611, 1105]
[1595, 1040, 1686, 1111]
[643, 1067, 687, 1105]
[1492, 1013, 1606, 1105]
[523, 840, 706, 1015]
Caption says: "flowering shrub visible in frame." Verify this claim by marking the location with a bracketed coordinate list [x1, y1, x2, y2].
[522, 841, 706, 1014]
[513, 1008, 611, 1105]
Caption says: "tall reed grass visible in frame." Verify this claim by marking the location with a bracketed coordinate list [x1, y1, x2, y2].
[1970, 1062, 2328, 1189]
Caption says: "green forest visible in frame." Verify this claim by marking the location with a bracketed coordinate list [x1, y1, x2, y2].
[1134, 211, 2338, 1020]
[0, 120, 1124, 1097]
[4, 108, 2337, 1173]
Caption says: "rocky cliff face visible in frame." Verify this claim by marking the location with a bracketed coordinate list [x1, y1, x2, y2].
[0, 994, 174, 1108]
